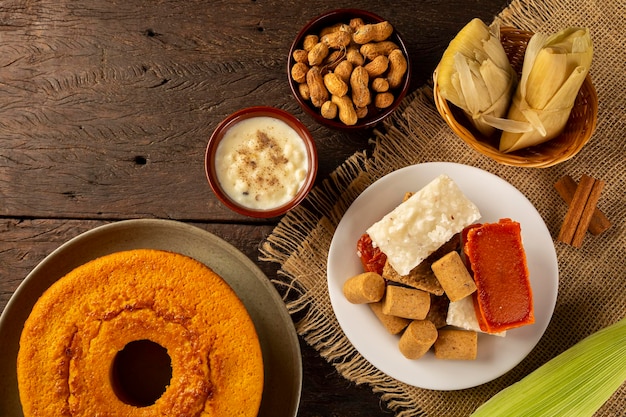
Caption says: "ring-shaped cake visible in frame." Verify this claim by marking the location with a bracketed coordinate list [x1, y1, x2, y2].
[17, 249, 264, 417]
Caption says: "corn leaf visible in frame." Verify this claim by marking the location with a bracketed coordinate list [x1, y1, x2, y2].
[471, 317, 626, 417]
[526, 48, 568, 109]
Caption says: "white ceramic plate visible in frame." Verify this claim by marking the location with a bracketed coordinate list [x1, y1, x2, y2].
[0, 219, 301, 416]
[327, 162, 558, 390]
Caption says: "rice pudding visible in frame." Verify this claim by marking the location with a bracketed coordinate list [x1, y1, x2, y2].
[214, 116, 309, 210]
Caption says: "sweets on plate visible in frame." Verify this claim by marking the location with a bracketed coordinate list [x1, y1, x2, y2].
[382, 261, 444, 295]
[356, 233, 387, 274]
[347, 175, 535, 361]
[446, 295, 506, 336]
[424, 295, 450, 329]
[381, 233, 461, 295]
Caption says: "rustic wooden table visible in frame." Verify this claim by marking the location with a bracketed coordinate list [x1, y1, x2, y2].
[0, 1, 511, 415]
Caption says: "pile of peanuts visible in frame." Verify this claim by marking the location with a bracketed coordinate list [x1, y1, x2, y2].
[291, 19, 408, 126]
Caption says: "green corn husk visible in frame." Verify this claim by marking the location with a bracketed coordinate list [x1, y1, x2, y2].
[437, 18, 521, 137]
[471, 317, 626, 417]
[499, 27, 593, 152]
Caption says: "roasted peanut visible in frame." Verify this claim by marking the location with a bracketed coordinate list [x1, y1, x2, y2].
[387, 48, 408, 88]
[290, 62, 309, 84]
[350, 66, 371, 108]
[332, 94, 358, 126]
[292, 49, 309, 64]
[293, 17, 405, 126]
[353, 21, 394, 44]
[303, 34, 319, 51]
[320, 23, 351, 37]
[324, 50, 345, 70]
[306, 66, 328, 108]
[349, 17, 365, 32]
[308, 42, 329, 66]
[321, 30, 352, 49]
[360, 41, 399, 60]
[375, 92, 394, 109]
[346, 45, 365, 66]
[321, 100, 338, 119]
[324, 72, 348, 97]
[334, 60, 353, 84]
[364, 55, 389, 78]
[298, 83, 310, 100]
[372, 77, 390, 92]
[355, 105, 368, 119]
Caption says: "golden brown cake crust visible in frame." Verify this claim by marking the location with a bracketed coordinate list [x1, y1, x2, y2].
[17, 249, 264, 417]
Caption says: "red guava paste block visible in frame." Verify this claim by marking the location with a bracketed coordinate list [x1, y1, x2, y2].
[464, 219, 534, 333]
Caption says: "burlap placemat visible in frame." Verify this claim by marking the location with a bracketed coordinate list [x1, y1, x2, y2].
[260, 0, 626, 415]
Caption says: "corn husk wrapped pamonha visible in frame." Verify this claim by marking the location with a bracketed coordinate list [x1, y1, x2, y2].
[437, 20, 594, 154]
[436, 18, 521, 137]
[499, 27, 594, 152]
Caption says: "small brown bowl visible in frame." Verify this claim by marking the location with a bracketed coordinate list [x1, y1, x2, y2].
[288, 9, 411, 130]
[433, 27, 598, 168]
[205, 106, 318, 218]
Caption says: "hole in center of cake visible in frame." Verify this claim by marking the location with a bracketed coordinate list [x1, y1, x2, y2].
[111, 339, 172, 407]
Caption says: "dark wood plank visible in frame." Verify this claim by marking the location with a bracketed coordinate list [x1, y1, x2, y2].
[0, 0, 510, 222]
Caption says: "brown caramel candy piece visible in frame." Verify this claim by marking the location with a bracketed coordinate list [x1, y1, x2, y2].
[431, 251, 476, 302]
[382, 285, 430, 320]
[434, 328, 478, 360]
[398, 320, 438, 360]
[342, 272, 385, 304]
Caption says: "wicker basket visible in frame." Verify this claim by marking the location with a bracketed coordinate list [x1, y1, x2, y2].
[433, 27, 598, 168]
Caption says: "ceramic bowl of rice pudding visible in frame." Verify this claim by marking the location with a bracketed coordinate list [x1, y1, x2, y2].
[205, 106, 318, 218]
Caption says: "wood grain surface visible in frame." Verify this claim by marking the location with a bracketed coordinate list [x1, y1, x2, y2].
[1, 1, 510, 415]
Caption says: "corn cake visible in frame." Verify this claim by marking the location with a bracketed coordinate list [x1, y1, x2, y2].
[17, 249, 264, 417]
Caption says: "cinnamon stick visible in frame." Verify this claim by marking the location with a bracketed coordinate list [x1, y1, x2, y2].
[554, 175, 611, 235]
[557, 175, 595, 245]
[571, 179, 605, 248]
